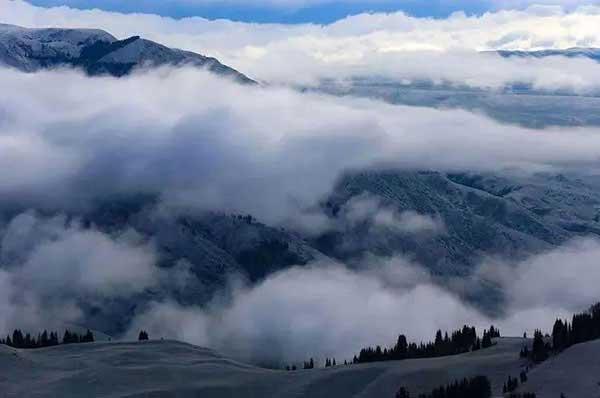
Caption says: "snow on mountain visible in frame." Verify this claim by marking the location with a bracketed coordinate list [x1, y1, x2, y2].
[0, 23, 254, 83]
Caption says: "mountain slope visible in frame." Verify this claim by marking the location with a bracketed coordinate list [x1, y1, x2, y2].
[0, 23, 254, 82]
[0, 338, 528, 398]
[2, 170, 599, 333]
[516, 339, 600, 397]
[314, 170, 600, 278]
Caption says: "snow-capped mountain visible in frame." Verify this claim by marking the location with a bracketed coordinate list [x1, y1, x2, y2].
[0, 23, 255, 83]
[496, 47, 600, 62]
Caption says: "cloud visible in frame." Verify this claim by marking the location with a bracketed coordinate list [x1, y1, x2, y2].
[0, 212, 159, 334]
[4, 1, 600, 88]
[1, 207, 599, 366]
[342, 193, 445, 235]
[1, 67, 600, 226]
[127, 260, 488, 364]
[127, 237, 600, 365]
[477, 237, 600, 319]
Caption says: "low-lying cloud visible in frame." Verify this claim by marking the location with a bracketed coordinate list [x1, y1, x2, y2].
[0, 212, 159, 334]
[2, 67, 600, 225]
[1, 211, 599, 366]
[342, 194, 445, 235]
[127, 236, 600, 365]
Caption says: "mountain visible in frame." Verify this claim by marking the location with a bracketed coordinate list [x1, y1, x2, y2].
[316, 47, 600, 128]
[316, 78, 600, 128]
[1, 336, 594, 397]
[314, 170, 600, 277]
[58, 201, 327, 334]
[1, 170, 596, 333]
[496, 47, 600, 62]
[0, 23, 255, 83]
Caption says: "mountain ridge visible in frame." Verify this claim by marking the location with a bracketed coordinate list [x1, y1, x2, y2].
[0, 23, 255, 83]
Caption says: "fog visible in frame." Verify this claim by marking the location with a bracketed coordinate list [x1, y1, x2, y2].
[0, 211, 159, 334]
[1, 209, 598, 364]
[2, 67, 600, 225]
[126, 237, 600, 365]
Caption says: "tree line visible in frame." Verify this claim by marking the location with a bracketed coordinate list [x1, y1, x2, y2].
[551, 302, 600, 352]
[354, 325, 500, 364]
[396, 375, 492, 398]
[0, 329, 94, 349]
[396, 375, 539, 398]
[520, 302, 600, 364]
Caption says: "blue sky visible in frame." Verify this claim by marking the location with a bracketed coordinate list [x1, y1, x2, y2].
[26, 0, 506, 24]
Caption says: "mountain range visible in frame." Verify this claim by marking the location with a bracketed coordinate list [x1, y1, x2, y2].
[2, 23, 600, 336]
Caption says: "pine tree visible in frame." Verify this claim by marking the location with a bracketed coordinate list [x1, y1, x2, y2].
[395, 387, 410, 398]
[520, 370, 528, 383]
[532, 330, 549, 363]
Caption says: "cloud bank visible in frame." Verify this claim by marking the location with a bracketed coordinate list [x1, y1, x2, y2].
[126, 236, 600, 365]
[1, 210, 598, 365]
[2, 67, 600, 224]
[0, 212, 158, 334]
[4, 1, 600, 88]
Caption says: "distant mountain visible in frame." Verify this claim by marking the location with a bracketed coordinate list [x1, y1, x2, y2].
[313, 170, 600, 279]
[496, 47, 600, 62]
[2, 170, 597, 333]
[0, 23, 255, 83]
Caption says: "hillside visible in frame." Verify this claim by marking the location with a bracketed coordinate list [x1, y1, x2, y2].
[0, 23, 254, 82]
[517, 339, 600, 397]
[0, 338, 529, 398]
[2, 170, 599, 334]
[316, 170, 600, 275]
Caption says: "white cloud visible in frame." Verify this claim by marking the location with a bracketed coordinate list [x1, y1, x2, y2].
[342, 194, 445, 235]
[127, 238, 600, 364]
[0, 212, 159, 334]
[1, 67, 600, 225]
[0, 62, 595, 355]
[128, 260, 487, 364]
[4, 1, 600, 88]
[478, 237, 600, 324]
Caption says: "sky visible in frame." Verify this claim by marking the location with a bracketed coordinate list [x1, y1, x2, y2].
[24, 0, 600, 23]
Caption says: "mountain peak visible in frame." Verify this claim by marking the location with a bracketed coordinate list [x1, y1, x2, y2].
[0, 23, 255, 83]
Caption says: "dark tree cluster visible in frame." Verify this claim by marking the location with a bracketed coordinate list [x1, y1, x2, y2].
[503, 375, 519, 394]
[519, 302, 600, 366]
[551, 303, 600, 352]
[285, 356, 338, 371]
[396, 375, 491, 398]
[519, 370, 528, 384]
[138, 330, 149, 341]
[1, 329, 94, 349]
[519, 344, 530, 358]
[63, 329, 95, 344]
[354, 325, 499, 364]
[507, 394, 537, 398]
[303, 358, 315, 369]
[531, 330, 551, 363]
